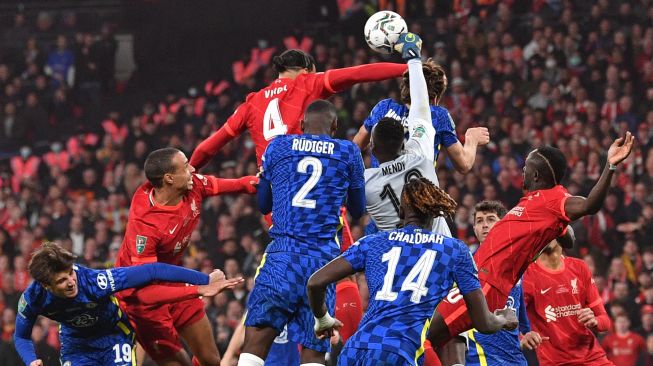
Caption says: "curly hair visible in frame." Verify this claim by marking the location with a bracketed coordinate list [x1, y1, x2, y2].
[401, 177, 457, 220]
[400, 59, 447, 105]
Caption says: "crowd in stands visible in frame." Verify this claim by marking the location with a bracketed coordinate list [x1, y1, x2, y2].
[0, 1, 653, 365]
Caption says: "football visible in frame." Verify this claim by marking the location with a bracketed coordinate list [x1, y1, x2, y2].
[363, 10, 408, 54]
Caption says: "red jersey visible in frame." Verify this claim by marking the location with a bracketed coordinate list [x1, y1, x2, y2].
[335, 280, 363, 343]
[474, 185, 572, 297]
[190, 63, 406, 168]
[523, 256, 613, 366]
[602, 332, 646, 366]
[116, 173, 219, 268]
[224, 72, 333, 162]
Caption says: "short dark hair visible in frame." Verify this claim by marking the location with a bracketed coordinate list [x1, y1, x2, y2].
[272, 49, 316, 74]
[144, 147, 180, 188]
[473, 200, 508, 220]
[533, 145, 567, 185]
[29, 242, 76, 286]
[372, 117, 405, 153]
[303, 99, 337, 130]
[400, 59, 447, 104]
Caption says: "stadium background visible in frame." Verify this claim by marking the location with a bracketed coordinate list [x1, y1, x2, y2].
[0, 0, 652, 364]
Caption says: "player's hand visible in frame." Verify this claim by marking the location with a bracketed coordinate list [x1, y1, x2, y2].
[607, 131, 634, 166]
[577, 308, 598, 329]
[495, 308, 518, 330]
[30, 360, 44, 366]
[314, 314, 344, 340]
[520, 331, 548, 350]
[197, 277, 244, 297]
[464, 127, 490, 146]
[209, 269, 226, 283]
[394, 32, 422, 61]
[238, 175, 259, 194]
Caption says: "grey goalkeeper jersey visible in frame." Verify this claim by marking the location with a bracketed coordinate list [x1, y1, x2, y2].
[364, 58, 451, 236]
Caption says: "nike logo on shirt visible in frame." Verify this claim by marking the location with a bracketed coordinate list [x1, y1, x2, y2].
[169, 224, 179, 234]
[541, 287, 552, 294]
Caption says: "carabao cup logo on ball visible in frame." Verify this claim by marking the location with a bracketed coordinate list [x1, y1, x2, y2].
[364, 10, 408, 54]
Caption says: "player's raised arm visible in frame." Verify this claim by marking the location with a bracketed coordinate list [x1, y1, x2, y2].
[190, 103, 250, 169]
[322, 63, 406, 96]
[564, 132, 634, 221]
[444, 126, 490, 173]
[346, 143, 366, 219]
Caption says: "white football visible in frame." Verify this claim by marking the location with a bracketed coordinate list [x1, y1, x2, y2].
[364, 10, 408, 54]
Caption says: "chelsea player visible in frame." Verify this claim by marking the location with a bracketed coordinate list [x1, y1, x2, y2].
[307, 177, 518, 366]
[239, 99, 366, 366]
[14, 243, 243, 366]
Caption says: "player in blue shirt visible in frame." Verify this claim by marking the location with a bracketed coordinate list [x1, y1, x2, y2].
[14, 242, 243, 366]
[239, 99, 366, 366]
[352, 62, 489, 174]
[307, 177, 517, 366]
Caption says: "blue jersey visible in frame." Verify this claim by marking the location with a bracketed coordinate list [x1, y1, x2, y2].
[261, 134, 365, 260]
[341, 225, 480, 365]
[363, 98, 458, 167]
[17, 265, 134, 341]
[466, 278, 531, 366]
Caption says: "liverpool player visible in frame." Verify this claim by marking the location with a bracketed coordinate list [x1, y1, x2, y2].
[429, 132, 634, 360]
[115, 147, 257, 366]
[190, 49, 407, 168]
[602, 314, 646, 366]
[522, 240, 613, 365]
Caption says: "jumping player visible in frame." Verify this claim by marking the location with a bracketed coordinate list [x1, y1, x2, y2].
[115, 147, 258, 366]
[307, 177, 517, 366]
[429, 132, 634, 361]
[522, 240, 613, 365]
[14, 243, 243, 366]
[238, 99, 366, 366]
[190, 49, 407, 168]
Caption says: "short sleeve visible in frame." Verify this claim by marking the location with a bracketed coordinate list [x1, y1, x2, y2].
[341, 236, 372, 272]
[193, 173, 219, 197]
[17, 291, 39, 322]
[546, 186, 572, 222]
[363, 99, 391, 132]
[348, 143, 366, 190]
[297, 72, 329, 99]
[452, 241, 481, 295]
[224, 101, 250, 137]
[123, 220, 161, 264]
[437, 110, 459, 148]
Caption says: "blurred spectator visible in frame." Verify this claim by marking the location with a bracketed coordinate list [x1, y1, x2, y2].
[603, 314, 647, 366]
[44, 35, 74, 88]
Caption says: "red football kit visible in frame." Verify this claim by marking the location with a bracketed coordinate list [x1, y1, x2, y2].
[523, 256, 613, 366]
[116, 173, 253, 360]
[190, 62, 406, 168]
[335, 280, 363, 344]
[602, 332, 646, 366]
[435, 185, 572, 344]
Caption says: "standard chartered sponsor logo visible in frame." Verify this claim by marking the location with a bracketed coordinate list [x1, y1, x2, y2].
[545, 303, 582, 322]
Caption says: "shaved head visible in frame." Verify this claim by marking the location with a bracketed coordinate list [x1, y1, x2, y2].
[302, 99, 337, 135]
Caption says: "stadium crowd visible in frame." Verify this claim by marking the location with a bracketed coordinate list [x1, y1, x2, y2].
[0, 0, 653, 365]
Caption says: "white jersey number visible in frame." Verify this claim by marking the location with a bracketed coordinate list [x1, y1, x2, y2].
[291, 157, 322, 209]
[263, 98, 288, 140]
[375, 246, 438, 304]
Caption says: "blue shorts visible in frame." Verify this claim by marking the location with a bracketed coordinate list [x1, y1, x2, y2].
[338, 347, 411, 366]
[60, 331, 135, 366]
[267, 339, 300, 366]
[245, 251, 335, 353]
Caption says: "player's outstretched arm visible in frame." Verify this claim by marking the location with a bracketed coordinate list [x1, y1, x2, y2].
[565, 132, 634, 221]
[307, 257, 355, 338]
[352, 125, 370, 151]
[191, 125, 237, 169]
[257, 176, 272, 214]
[324, 63, 406, 94]
[445, 127, 490, 173]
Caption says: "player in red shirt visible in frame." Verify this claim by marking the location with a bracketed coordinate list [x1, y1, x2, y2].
[522, 240, 613, 365]
[429, 132, 634, 362]
[190, 49, 407, 168]
[602, 314, 647, 366]
[115, 147, 257, 366]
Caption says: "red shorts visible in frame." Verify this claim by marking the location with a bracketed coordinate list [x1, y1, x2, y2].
[119, 296, 205, 360]
[433, 282, 508, 347]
